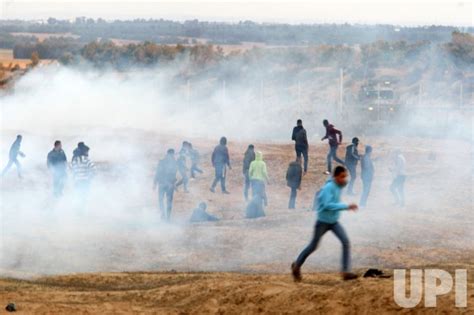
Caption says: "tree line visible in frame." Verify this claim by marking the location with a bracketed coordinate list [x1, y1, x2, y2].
[1, 18, 471, 46]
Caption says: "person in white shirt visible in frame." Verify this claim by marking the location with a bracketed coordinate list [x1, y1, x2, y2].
[390, 149, 406, 206]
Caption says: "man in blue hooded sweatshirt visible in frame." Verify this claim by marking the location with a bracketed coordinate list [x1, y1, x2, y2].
[291, 166, 358, 281]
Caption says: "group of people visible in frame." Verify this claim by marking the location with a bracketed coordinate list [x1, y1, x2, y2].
[288, 119, 408, 281]
[287, 119, 405, 208]
[2, 137, 95, 200]
[2, 119, 407, 280]
[47, 140, 96, 200]
[154, 136, 272, 221]
[153, 141, 205, 221]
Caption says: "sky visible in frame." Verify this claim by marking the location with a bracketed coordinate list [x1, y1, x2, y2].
[0, 0, 472, 26]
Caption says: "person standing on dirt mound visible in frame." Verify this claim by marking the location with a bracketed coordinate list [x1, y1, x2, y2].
[291, 119, 309, 174]
[242, 144, 256, 201]
[1, 135, 25, 179]
[360, 145, 374, 207]
[210, 137, 231, 194]
[321, 119, 344, 175]
[154, 149, 178, 221]
[344, 137, 360, 195]
[47, 140, 68, 197]
[249, 151, 269, 207]
[291, 166, 359, 281]
[286, 156, 303, 209]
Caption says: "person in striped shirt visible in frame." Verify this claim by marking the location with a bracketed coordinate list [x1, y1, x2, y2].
[71, 143, 95, 201]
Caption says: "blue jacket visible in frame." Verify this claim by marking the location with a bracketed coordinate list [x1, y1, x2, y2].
[315, 180, 348, 224]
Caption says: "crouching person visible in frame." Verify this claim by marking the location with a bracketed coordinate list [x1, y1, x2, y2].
[249, 151, 269, 207]
[245, 196, 266, 219]
[190, 202, 219, 223]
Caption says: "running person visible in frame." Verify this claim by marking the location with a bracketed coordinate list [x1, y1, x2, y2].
[321, 119, 344, 175]
[291, 166, 358, 281]
[1, 135, 25, 178]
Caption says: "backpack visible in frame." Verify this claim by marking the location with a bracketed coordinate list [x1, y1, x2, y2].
[295, 129, 307, 146]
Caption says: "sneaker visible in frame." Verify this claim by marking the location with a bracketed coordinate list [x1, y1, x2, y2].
[324, 171, 331, 175]
[210, 187, 215, 193]
[291, 262, 302, 282]
[222, 190, 230, 194]
[342, 272, 359, 281]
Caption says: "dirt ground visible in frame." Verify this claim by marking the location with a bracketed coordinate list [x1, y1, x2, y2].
[0, 131, 473, 313]
[1, 267, 473, 314]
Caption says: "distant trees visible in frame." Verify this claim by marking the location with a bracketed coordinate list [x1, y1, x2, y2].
[13, 37, 82, 59]
[1, 18, 469, 46]
[445, 31, 474, 67]
[0, 32, 37, 49]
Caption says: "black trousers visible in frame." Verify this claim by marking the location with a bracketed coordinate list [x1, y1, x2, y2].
[295, 146, 308, 172]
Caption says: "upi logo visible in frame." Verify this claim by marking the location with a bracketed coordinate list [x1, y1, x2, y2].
[394, 269, 467, 308]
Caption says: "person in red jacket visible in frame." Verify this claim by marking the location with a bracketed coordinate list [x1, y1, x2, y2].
[321, 119, 345, 175]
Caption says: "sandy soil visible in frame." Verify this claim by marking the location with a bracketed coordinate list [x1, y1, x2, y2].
[1, 266, 473, 314]
[0, 131, 473, 313]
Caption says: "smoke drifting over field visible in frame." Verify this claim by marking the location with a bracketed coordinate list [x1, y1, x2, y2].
[1, 66, 297, 141]
[0, 63, 473, 277]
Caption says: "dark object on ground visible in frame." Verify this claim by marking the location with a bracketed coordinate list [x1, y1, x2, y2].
[363, 268, 391, 278]
[245, 197, 265, 219]
[342, 272, 359, 281]
[6, 303, 17, 312]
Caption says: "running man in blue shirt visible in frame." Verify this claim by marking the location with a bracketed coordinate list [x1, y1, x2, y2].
[291, 166, 359, 281]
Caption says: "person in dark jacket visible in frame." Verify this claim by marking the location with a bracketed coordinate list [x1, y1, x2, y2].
[190, 202, 219, 222]
[153, 149, 178, 221]
[360, 145, 374, 207]
[47, 140, 68, 197]
[291, 119, 309, 173]
[2, 135, 25, 178]
[321, 119, 345, 175]
[187, 142, 203, 178]
[210, 137, 231, 194]
[344, 137, 360, 195]
[242, 144, 256, 201]
[176, 142, 189, 193]
[286, 157, 303, 209]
